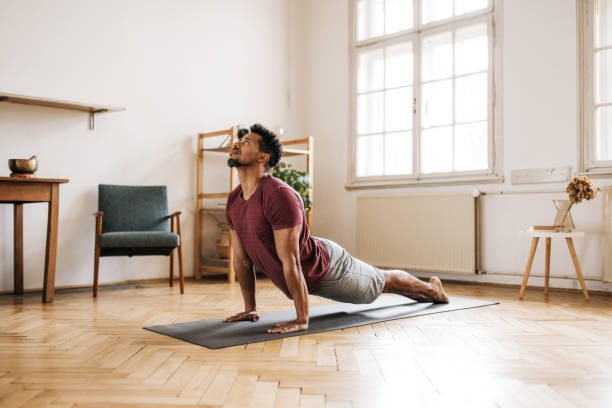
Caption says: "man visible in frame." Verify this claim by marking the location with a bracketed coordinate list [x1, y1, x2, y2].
[224, 123, 449, 334]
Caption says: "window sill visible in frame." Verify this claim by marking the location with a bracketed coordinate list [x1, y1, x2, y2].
[580, 168, 612, 178]
[345, 173, 504, 190]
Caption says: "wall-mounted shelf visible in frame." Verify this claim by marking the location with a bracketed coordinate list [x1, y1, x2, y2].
[0, 91, 125, 130]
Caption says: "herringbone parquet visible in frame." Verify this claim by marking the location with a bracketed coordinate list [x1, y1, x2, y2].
[1, 277, 611, 408]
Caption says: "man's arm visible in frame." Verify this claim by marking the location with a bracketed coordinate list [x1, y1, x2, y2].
[268, 225, 309, 333]
[224, 229, 259, 322]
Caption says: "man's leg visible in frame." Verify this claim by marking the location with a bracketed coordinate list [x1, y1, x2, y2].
[312, 237, 449, 304]
[382, 270, 449, 303]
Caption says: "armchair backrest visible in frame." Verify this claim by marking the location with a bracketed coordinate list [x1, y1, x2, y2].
[98, 184, 170, 233]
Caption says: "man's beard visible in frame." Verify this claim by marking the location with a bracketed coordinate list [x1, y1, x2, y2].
[227, 158, 242, 167]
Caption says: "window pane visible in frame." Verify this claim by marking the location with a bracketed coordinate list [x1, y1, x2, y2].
[421, 80, 452, 128]
[455, 122, 488, 170]
[386, 42, 413, 88]
[422, 0, 452, 24]
[456, 73, 487, 123]
[596, 106, 612, 161]
[596, 0, 612, 47]
[358, 49, 384, 93]
[422, 31, 453, 81]
[596, 49, 612, 104]
[353, 0, 494, 180]
[357, 134, 384, 176]
[421, 127, 452, 173]
[385, 87, 412, 131]
[357, 0, 384, 41]
[357, 92, 384, 134]
[385, 132, 412, 175]
[455, 0, 489, 16]
[455, 23, 488, 75]
[386, 0, 413, 34]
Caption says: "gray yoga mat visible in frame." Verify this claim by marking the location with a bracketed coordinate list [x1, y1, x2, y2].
[144, 295, 498, 349]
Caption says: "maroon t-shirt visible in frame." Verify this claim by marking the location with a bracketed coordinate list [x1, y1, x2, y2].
[225, 175, 330, 298]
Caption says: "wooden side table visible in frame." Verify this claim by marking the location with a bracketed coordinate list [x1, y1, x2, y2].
[0, 177, 69, 303]
[518, 230, 589, 300]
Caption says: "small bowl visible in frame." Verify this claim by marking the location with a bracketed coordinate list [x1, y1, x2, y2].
[8, 156, 38, 174]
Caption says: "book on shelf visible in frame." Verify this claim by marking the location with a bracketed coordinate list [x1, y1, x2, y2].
[529, 225, 573, 232]
[529, 225, 555, 231]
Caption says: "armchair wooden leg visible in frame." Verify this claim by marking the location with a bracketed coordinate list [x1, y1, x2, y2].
[177, 246, 184, 294]
[93, 211, 103, 298]
[177, 215, 184, 294]
[170, 251, 174, 287]
[169, 216, 174, 287]
[93, 245, 100, 298]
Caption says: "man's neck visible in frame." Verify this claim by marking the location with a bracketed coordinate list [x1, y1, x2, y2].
[238, 166, 267, 200]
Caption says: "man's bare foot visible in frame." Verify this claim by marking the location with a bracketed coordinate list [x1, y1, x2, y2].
[429, 277, 449, 304]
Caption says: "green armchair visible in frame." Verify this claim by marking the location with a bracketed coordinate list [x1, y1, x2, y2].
[93, 184, 184, 297]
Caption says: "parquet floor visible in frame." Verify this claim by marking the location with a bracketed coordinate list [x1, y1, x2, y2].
[1, 277, 611, 408]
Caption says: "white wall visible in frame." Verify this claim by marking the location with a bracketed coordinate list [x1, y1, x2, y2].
[0, 0, 294, 291]
[302, 0, 612, 292]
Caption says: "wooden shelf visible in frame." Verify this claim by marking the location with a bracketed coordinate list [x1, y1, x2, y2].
[0, 91, 125, 129]
[202, 146, 310, 157]
[200, 207, 226, 214]
[200, 257, 230, 274]
[198, 192, 229, 199]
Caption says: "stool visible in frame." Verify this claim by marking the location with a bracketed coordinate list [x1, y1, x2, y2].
[518, 231, 589, 300]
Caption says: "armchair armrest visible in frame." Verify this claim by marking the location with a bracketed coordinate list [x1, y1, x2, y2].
[93, 211, 104, 241]
[168, 211, 182, 236]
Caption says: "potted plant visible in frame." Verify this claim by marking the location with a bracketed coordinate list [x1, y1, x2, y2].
[553, 175, 598, 231]
[272, 162, 312, 211]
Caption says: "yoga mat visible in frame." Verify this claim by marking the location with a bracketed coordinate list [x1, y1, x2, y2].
[144, 295, 498, 349]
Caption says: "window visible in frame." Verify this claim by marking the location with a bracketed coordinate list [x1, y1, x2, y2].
[351, 0, 500, 187]
[581, 0, 612, 173]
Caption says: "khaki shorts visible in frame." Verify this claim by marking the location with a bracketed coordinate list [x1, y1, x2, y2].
[311, 237, 385, 304]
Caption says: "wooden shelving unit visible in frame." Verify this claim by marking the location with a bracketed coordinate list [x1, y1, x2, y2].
[0, 91, 125, 129]
[195, 126, 313, 282]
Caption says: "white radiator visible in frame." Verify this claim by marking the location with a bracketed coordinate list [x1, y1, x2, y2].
[604, 187, 612, 282]
[356, 193, 477, 275]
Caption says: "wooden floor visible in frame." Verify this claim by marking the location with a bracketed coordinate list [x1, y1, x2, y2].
[1, 277, 611, 408]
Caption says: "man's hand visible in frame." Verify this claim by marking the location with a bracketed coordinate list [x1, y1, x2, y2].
[267, 319, 308, 334]
[224, 311, 259, 322]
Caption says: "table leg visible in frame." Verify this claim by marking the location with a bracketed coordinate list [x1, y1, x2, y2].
[43, 184, 59, 303]
[565, 237, 590, 301]
[13, 204, 24, 295]
[519, 237, 539, 300]
[544, 237, 551, 294]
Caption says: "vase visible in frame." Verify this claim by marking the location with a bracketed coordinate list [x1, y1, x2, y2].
[215, 229, 230, 259]
[552, 199, 575, 231]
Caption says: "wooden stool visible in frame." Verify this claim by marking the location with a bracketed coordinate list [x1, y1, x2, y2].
[518, 231, 589, 300]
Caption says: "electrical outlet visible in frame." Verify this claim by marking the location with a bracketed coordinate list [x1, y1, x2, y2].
[511, 166, 571, 184]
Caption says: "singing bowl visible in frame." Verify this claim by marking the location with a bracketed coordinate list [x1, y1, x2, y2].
[8, 155, 38, 174]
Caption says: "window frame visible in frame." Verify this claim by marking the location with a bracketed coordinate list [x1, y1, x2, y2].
[580, 0, 612, 175]
[347, 0, 503, 189]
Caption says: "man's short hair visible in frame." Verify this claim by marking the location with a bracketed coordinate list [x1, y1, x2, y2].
[246, 123, 283, 169]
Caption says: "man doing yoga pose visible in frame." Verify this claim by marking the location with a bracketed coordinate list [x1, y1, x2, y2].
[224, 123, 449, 334]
